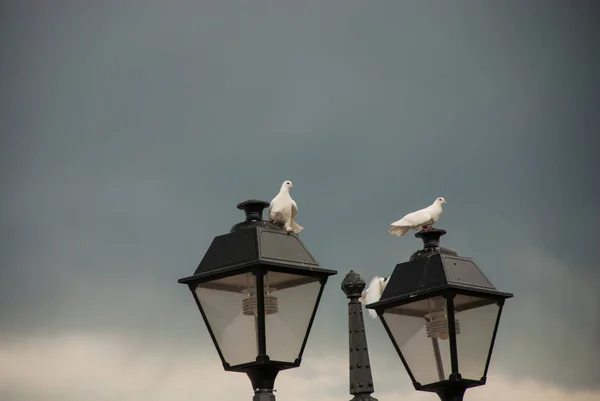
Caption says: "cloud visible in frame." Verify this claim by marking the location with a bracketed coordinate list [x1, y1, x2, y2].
[1, 334, 598, 401]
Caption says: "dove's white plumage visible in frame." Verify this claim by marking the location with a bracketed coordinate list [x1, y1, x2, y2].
[388, 197, 447, 237]
[269, 180, 304, 233]
[359, 276, 390, 319]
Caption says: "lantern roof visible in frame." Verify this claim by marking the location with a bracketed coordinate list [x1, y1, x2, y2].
[178, 199, 337, 285]
[367, 229, 513, 311]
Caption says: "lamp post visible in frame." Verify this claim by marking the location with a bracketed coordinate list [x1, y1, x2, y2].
[367, 228, 513, 401]
[178, 200, 337, 401]
[341, 270, 378, 401]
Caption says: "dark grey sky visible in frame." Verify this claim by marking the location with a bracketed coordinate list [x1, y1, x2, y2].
[1, 0, 599, 398]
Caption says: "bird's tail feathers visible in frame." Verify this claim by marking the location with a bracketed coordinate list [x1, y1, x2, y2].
[388, 225, 409, 236]
[290, 220, 304, 233]
[367, 309, 379, 319]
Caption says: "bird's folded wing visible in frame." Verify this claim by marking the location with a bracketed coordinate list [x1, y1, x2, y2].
[391, 209, 428, 226]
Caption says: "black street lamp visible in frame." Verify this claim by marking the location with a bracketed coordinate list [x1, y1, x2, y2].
[367, 228, 513, 401]
[178, 200, 337, 401]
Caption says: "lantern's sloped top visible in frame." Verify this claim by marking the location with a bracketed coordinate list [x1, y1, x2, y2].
[369, 229, 512, 309]
[179, 200, 333, 284]
[379, 254, 497, 303]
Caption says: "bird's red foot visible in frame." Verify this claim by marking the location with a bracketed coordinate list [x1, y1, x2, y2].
[422, 226, 434, 232]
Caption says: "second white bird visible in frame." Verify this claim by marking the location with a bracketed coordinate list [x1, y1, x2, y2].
[388, 197, 447, 237]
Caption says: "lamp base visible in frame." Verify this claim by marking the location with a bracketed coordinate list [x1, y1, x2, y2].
[253, 392, 276, 401]
[435, 384, 466, 401]
[247, 365, 279, 401]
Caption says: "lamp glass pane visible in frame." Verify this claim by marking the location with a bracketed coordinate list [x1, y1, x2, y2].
[383, 296, 453, 386]
[263, 272, 322, 363]
[195, 273, 259, 367]
[453, 294, 500, 380]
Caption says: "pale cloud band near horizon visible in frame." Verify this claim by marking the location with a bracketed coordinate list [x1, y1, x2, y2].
[1, 334, 599, 401]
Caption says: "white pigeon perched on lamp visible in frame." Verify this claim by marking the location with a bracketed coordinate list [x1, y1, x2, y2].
[388, 197, 447, 237]
[269, 180, 304, 234]
[359, 276, 390, 319]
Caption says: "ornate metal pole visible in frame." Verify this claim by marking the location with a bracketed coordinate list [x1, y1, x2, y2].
[341, 270, 378, 401]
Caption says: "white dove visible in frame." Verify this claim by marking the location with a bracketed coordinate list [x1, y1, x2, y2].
[269, 180, 304, 233]
[388, 197, 447, 237]
[359, 276, 390, 319]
